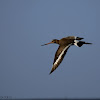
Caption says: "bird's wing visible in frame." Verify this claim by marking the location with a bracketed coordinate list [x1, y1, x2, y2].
[50, 44, 72, 74]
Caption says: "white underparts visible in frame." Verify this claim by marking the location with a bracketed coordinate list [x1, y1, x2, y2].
[74, 40, 79, 47]
[54, 44, 72, 66]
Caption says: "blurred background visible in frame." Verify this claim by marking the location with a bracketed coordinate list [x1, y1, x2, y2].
[0, 0, 100, 99]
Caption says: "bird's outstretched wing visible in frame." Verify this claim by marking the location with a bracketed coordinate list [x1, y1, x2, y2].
[49, 44, 72, 74]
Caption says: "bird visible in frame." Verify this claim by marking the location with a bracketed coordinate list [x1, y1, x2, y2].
[41, 36, 92, 74]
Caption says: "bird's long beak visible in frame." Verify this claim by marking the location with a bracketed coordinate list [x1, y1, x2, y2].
[41, 41, 53, 46]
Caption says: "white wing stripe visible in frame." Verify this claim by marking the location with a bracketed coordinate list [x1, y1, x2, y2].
[54, 44, 72, 65]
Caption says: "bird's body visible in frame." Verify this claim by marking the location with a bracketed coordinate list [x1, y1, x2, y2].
[41, 36, 92, 74]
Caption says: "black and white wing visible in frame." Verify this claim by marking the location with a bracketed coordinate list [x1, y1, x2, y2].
[49, 44, 72, 74]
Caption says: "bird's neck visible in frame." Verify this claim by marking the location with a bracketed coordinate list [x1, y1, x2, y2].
[56, 40, 59, 44]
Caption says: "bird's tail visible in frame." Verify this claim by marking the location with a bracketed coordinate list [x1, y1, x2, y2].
[74, 40, 92, 47]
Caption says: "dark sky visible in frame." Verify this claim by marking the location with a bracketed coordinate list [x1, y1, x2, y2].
[0, 0, 100, 99]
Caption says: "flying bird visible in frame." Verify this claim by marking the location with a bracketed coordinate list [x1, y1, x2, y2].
[41, 36, 92, 74]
